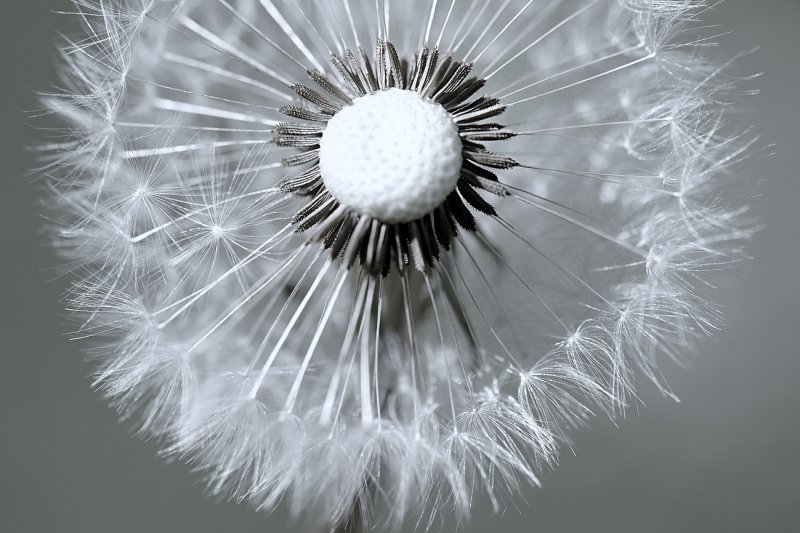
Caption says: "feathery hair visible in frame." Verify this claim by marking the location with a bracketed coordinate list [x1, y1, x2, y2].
[39, 0, 756, 530]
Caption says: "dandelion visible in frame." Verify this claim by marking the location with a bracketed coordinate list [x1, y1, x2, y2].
[40, 0, 755, 530]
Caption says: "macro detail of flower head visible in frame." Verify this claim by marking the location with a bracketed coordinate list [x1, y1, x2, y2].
[40, 0, 756, 530]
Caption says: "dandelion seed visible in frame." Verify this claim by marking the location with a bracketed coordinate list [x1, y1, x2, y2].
[40, 0, 756, 531]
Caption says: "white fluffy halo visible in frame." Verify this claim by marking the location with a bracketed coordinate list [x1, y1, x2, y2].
[39, 1, 756, 530]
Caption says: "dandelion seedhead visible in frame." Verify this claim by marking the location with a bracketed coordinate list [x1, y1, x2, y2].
[40, 0, 756, 530]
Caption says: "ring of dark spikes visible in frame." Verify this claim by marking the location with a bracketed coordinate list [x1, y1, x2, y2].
[276, 40, 518, 276]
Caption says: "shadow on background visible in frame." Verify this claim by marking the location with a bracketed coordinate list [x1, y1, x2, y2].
[1, 1, 798, 532]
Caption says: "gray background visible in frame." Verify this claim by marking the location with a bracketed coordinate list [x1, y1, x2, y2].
[2, 1, 798, 532]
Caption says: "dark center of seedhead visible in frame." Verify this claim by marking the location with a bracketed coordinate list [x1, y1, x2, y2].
[275, 40, 518, 276]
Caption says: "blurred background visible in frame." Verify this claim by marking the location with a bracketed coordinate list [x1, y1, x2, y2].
[1, 1, 798, 531]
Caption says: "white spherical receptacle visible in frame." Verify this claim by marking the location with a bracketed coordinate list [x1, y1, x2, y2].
[319, 87, 463, 224]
